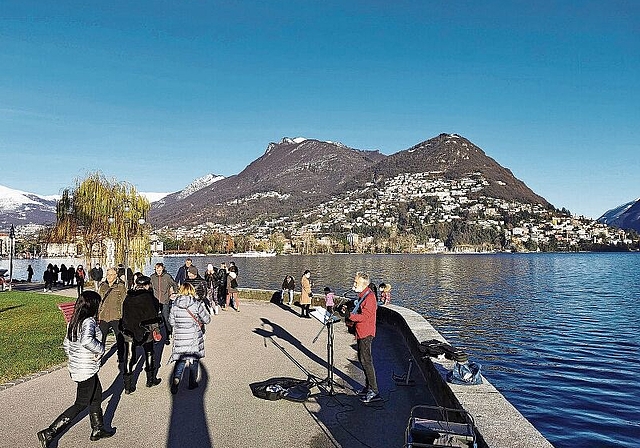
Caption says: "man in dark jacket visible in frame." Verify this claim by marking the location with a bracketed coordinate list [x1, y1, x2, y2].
[120, 275, 162, 393]
[184, 266, 208, 308]
[175, 258, 193, 286]
[90, 263, 103, 290]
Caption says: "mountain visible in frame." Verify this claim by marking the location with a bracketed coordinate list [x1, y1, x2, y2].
[150, 133, 551, 229]
[152, 173, 225, 209]
[598, 198, 640, 232]
[0, 184, 58, 230]
[150, 138, 385, 227]
[349, 133, 550, 206]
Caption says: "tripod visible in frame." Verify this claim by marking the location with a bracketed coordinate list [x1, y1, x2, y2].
[311, 303, 346, 396]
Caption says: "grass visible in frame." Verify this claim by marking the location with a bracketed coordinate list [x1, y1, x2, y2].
[0, 291, 69, 384]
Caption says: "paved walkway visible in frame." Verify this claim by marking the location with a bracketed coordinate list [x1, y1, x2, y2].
[1, 284, 436, 448]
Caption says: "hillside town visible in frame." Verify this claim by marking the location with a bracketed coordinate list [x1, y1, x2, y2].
[150, 171, 638, 255]
[1, 168, 638, 258]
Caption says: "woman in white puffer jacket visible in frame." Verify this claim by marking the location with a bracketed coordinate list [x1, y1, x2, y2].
[37, 291, 115, 448]
[169, 282, 211, 394]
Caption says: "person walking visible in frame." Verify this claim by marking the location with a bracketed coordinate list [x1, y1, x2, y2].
[348, 272, 381, 403]
[36, 291, 115, 447]
[120, 275, 162, 394]
[43, 264, 54, 292]
[97, 267, 127, 363]
[175, 258, 193, 286]
[75, 265, 87, 298]
[300, 270, 312, 318]
[90, 263, 103, 290]
[150, 262, 177, 345]
[281, 275, 295, 305]
[169, 282, 211, 394]
[27, 264, 34, 282]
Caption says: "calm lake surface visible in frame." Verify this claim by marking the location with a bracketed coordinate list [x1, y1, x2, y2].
[3, 253, 639, 448]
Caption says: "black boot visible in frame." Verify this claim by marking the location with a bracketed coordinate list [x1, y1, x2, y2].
[146, 368, 162, 387]
[89, 410, 115, 441]
[123, 373, 136, 395]
[37, 415, 71, 448]
[145, 349, 161, 387]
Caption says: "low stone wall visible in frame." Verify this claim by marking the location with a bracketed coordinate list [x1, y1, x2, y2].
[240, 289, 554, 448]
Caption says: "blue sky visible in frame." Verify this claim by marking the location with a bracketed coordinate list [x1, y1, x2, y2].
[1, 0, 638, 219]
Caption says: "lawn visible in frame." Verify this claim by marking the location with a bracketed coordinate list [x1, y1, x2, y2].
[0, 291, 69, 384]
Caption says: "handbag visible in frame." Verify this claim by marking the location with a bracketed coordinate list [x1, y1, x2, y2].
[152, 327, 162, 342]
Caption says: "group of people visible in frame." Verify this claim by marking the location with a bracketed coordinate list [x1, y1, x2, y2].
[37, 258, 389, 447]
[42, 263, 88, 297]
[280, 271, 392, 319]
[280, 269, 390, 404]
[37, 259, 219, 448]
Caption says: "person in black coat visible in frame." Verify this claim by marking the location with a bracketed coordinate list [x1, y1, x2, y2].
[120, 276, 161, 394]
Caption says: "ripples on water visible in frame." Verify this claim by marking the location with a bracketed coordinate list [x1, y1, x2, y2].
[3, 253, 639, 447]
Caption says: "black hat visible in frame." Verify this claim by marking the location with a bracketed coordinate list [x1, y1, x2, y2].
[135, 275, 151, 286]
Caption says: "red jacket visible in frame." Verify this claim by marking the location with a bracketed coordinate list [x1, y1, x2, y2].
[349, 287, 377, 339]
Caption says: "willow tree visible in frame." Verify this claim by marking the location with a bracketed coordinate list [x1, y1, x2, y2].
[51, 172, 151, 271]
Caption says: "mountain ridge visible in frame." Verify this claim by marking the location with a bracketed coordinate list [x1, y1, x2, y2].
[598, 198, 640, 232]
[148, 133, 552, 229]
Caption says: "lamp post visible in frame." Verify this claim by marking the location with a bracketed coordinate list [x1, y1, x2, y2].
[8, 224, 15, 291]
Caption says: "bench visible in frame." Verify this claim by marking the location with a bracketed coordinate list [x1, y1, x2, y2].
[57, 301, 76, 323]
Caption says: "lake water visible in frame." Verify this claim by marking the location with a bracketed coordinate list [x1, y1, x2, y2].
[3, 253, 639, 448]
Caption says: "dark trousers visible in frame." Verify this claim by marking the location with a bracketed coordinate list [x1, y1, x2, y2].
[161, 302, 172, 336]
[62, 374, 103, 418]
[357, 336, 378, 394]
[99, 320, 124, 362]
[124, 340, 154, 375]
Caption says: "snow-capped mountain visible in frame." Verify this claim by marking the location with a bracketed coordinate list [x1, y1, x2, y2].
[0, 184, 58, 229]
[598, 198, 640, 232]
[140, 192, 171, 203]
[150, 173, 225, 211]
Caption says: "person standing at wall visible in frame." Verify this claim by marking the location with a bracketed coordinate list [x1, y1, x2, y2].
[36, 291, 115, 447]
[27, 264, 34, 282]
[300, 270, 312, 318]
[348, 272, 381, 403]
[281, 275, 295, 306]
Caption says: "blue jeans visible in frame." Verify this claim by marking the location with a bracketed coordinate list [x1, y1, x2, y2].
[173, 358, 199, 382]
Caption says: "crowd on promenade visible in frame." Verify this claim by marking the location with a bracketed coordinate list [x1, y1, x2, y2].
[35, 257, 392, 447]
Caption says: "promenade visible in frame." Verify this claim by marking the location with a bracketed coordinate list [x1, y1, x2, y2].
[0, 285, 435, 448]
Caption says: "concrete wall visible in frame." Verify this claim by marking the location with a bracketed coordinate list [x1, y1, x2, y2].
[240, 288, 554, 448]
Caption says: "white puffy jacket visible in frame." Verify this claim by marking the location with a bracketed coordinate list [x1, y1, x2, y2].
[63, 317, 104, 382]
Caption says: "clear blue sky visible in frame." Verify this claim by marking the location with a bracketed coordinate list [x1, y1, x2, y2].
[1, 0, 638, 219]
